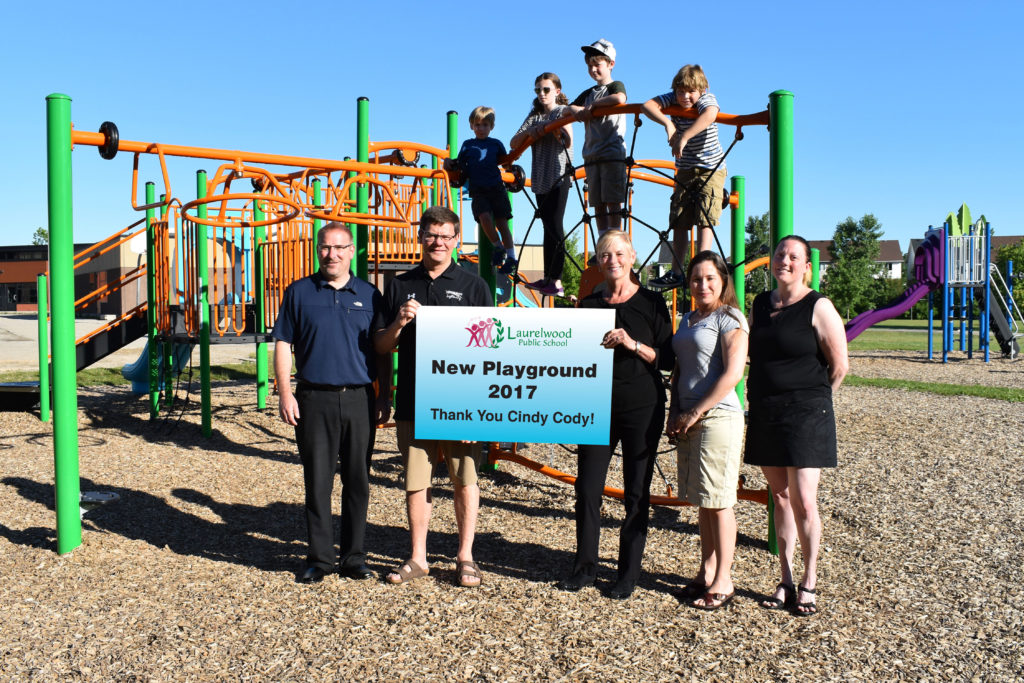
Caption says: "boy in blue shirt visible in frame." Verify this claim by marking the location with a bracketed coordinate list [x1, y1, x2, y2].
[569, 38, 628, 236]
[643, 64, 726, 290]
[446, 106, 517, 275]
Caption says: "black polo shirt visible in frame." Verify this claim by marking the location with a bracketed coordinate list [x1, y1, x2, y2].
[373, 261, 491, 421]
[273, 271, 382, 386]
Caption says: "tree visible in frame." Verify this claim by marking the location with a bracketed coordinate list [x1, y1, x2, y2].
[822, 214, 883, 319]
[743, 211, 772, 303]
[745, 211, 770, 255]
[995, 238, 1024, 313]
[32, 227, 48, 245]
[555, 234, 583, 308]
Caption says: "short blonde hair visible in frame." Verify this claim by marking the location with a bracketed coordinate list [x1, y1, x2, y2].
[672, 64, 709, 93]
[469, 106, 495, 127]
[595, 229, 635, 259]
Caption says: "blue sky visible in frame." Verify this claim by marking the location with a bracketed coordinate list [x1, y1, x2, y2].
[3, 0, 1022, 262]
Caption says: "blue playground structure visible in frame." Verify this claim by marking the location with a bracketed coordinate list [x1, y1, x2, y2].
[844, 205, 1021, 361]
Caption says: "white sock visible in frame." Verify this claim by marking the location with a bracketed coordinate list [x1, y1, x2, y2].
[506, 247, 516, 259]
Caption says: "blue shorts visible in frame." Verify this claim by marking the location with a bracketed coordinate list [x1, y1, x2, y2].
[470, 185, 513, 221]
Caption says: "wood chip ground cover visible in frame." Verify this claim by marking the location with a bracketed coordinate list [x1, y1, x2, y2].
[1, 351, 1022, 680]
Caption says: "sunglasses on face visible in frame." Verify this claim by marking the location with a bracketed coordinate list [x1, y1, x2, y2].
[534, 86, 553, 95]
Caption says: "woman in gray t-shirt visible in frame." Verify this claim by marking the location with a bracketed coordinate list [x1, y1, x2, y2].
[667, 251, 749, 610]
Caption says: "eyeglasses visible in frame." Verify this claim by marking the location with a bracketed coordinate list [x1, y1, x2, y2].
[318, 244, 354, 253]
[421, 233, 457, 244]
[534, 86, 553, 95]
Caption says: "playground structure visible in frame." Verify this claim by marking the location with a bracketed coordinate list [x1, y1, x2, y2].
[42, 90, 797, 554]
[844, 204, 1022, 361]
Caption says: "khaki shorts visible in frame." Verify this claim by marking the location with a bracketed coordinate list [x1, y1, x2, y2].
[396, 420, 480, 491]
[675, 408, 743, 508]
[669, 167, 727, 232]
[585, 157, 628, 206]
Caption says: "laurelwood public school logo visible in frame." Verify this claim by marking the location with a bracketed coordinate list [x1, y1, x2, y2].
[466, 317, 504, 348]
[465, 316, 573, 349]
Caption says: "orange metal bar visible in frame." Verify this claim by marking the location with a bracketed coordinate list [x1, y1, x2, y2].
[75, 303, 147, 347]
[71, 218, 146, 270]
[504, 105, 769, 164]
[72, 129, 451, 181]
[74, 264, 145, 310]
[745, 256, 769, 274]
[368, 140, 450, 159]
[489, 450, 768, 507]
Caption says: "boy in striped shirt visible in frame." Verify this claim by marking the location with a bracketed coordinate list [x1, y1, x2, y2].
[643, 65, 726, 290]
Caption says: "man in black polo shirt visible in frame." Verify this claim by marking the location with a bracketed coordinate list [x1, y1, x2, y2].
[373, 206, 492, 587]
[274, 222, 390, 584]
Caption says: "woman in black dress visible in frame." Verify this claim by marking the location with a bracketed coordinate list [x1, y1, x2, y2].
[556, 230, 671, 600]
[745, 235, 848, 616]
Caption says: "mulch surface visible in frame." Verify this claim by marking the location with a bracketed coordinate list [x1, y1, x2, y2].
[2, 351, 1023, 680]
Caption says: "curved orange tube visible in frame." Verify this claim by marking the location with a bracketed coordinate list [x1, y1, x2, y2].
[744, 256, 769, 274]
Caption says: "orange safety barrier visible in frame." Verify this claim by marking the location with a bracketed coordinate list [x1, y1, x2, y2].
[489, 448, 768, 507]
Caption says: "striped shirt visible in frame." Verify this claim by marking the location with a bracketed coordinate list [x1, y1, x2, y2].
[654, 91, 724, 170]
[514, 105, 574, 195]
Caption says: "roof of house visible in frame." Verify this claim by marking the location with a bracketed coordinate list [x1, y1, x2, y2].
[803, 239, 902, 263]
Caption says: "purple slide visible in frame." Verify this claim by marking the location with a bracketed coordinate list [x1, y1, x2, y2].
[844, 232, 944, 342]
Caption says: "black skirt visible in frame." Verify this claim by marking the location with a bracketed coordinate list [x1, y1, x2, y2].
[743, 392, 837, 469]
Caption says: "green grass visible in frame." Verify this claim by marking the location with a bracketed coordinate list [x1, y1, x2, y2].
[844, 374, 1024, 402]
[0, 362, 260, 387]
[848, 328, 984, 352]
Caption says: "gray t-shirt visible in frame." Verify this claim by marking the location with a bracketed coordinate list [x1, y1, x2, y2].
[672, 305, 748, 412]
[572, 81, 627, 161]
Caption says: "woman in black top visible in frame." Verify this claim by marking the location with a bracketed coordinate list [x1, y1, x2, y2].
[745, 235, 848, 615]
[556, 230, 671, 600]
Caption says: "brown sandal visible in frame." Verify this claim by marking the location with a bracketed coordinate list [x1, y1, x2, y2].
[385, 559, 429, 585]
[456, 560, 483, 588]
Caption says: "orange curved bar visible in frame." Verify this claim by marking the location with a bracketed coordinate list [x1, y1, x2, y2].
[629, 170, 675, 189]
[368, 140, 450, 159]
[728, 191, 740, 209]
[130, 147, 172, 211]
[307, 173, 412, 228]
[72, 129, 451, 182]
[504, 105, 770, 164]
[181, 193, 301, 229]
[489, 450, 768, 507]
[744, 256, 769, 274]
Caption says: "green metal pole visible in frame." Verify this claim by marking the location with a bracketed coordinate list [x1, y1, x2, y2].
[45, 92, 81, 554]
[145, 183, 160, 417]
[196, 171, 212, 437]
[767, 90, 794, 560]
[730, 175, 745, 408]
[253, 196, 268, 410]
[446, 111, 459, 214]
[731, 176, 746, 312]
[37, 273, 50, 422]
[356, 97, 370, 280]
[810, 247, 821, 292]
[312, 177, 323, 250]
[769, 90, 794, 249]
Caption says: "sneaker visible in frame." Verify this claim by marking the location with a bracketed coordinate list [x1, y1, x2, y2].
[498, 258, 518, 276]
[648, 270, 685, 291]
[524, 278, 548, 291]
[491, 249, 507, 267]
[537, 281, 565, 297]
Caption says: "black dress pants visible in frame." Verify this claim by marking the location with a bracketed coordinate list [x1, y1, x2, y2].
[536, 180, 570, 280]
[572, 399, 665, 583]
[295, 385, 375, 571]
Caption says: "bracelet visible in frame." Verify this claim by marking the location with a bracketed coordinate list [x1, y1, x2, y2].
[635, 340, 641, 354]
